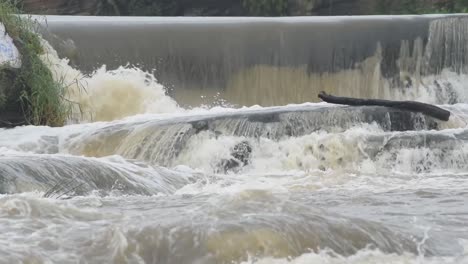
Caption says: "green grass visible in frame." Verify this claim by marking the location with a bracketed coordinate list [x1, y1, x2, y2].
[0, 0, 71, 126]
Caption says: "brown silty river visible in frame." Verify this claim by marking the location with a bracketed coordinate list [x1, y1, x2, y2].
[0, 15, 468, 263]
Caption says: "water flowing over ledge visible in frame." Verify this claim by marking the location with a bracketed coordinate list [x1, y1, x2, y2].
[0, 14, 467, 263]
[37, 15, 468, 107]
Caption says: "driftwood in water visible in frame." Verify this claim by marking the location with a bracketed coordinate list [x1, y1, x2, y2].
[318, 92, 451, 121]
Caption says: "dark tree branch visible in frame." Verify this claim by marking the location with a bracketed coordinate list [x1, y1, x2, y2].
[318, 91, 451, 121]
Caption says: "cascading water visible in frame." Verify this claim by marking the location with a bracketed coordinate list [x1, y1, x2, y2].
[1, 15, 468, 263]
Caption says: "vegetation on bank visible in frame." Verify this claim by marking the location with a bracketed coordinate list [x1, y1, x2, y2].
[242, 0, 289, 16]
[14, 0, 468, 16]
[39, 0, 291, 17]
[377, 0, 468, 14]
[0, 0, 69, 126]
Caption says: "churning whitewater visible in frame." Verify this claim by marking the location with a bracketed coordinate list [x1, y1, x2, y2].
[1, 16, 468, 264]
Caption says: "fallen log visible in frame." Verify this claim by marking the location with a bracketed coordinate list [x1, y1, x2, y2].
[318, 91, 451, 121]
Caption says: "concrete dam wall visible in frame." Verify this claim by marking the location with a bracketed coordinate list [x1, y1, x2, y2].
[37, 15, 468, 106]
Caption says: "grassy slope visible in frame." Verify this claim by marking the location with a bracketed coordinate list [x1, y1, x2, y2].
[0, 0, 70, 126]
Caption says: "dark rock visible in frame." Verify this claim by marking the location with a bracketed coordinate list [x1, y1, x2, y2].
[191, 120, 209, 133]
[247, 113, 280, 123]
[0, 68, 26, 128]
[231, 140, 252, 166]
[217, 140, 252, 173]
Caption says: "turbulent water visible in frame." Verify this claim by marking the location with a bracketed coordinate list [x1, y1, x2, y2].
[2, 17, 468, 264]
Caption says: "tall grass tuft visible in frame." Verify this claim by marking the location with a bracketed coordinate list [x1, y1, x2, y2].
[0, 0, 71, 126]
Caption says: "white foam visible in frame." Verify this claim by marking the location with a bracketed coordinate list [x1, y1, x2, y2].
[241, 245, 468, 264]
[40, 40, 181, 122]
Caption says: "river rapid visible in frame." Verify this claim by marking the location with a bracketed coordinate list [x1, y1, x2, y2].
[1, 18, 468, 264]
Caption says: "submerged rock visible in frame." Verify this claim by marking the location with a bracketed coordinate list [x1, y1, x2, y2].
[218, 141, 253, 173]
